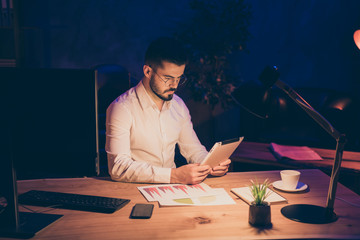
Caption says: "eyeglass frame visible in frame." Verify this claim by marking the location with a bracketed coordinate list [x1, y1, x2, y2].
[149, 66, 188, 86]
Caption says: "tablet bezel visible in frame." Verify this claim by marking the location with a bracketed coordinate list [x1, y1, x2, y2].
[200, 137, 244, 168]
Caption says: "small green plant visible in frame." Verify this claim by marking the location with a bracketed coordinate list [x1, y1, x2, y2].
[249, 178, 271, 206]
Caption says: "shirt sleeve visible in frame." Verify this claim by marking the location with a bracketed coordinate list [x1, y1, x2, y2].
[177, 100, 208, 164]
[105, 102, 171, 183]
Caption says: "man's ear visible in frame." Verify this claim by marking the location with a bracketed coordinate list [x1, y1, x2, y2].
[143, 65, 152, 79]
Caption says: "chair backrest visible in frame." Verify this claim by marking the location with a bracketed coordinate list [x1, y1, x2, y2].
[92, 64, 132, 175]
[94, 64, 131, 114]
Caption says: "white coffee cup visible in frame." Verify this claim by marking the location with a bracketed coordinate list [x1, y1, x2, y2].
[280, 170, 300, 190]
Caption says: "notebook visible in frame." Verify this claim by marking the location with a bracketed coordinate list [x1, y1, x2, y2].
[270, 143, 323, 161]
[231, 187, 287, 205]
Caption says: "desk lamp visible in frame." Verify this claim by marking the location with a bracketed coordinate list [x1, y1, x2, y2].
[278, 27, 360, 220]
[259, 66, 346, 224]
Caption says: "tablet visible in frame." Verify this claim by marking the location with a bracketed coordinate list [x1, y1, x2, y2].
[200, 137, 244, 168]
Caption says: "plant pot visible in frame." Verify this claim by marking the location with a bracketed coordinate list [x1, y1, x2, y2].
[249, 201, 271, 227]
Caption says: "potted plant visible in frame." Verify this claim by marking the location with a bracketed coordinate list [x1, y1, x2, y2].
[248, 178, 272, 227]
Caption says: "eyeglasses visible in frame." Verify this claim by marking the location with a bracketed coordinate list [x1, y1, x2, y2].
[151, 68, 187, 86]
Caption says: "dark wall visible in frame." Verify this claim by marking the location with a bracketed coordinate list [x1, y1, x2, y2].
[234, 0, 360, 94]
[18, 0, 193, 79]
[4, 0, 360, 149]
[15, 0, 360, 93]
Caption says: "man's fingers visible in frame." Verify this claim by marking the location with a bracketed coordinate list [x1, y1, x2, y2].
[181, 163, 212, 184]
[220, 159, 231, 166]
[196, 165, 211, 172]
[210, 164, 229, 176]
[211, 168, 227, 173]
[210, 168, 228, 176]
[192, 175, 208, 184]
[212, 165, 228, 171]
[194, 169, 210, 178]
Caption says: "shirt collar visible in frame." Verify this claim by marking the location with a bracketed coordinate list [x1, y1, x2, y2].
[135, 80, 172, 111]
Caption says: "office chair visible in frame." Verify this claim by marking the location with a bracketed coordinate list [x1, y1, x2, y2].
[92, 64, 132, 175]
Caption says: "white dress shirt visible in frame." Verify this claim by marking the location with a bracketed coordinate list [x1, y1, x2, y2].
[105, 81, 208, 183]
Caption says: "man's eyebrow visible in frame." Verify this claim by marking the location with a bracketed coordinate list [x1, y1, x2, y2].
[163, 74, 183, 78]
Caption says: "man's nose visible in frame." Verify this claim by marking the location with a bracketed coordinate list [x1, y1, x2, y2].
[168, 80, 179, 87]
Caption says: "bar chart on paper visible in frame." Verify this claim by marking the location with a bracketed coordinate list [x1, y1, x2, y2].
[158, 188, 236, 206]
[138, 183, 216, 202]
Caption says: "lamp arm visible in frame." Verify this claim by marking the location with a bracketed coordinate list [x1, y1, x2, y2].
[274, 80, 342, 140]
[326, 135, 346, 212]
[273, 79, 347, 213]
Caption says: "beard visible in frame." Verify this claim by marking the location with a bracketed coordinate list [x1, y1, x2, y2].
[149, 74, 177, 101]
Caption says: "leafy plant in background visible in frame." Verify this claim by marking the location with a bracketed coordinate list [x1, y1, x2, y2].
[249, 178, 271, 205]
[174, 0, 251, 108]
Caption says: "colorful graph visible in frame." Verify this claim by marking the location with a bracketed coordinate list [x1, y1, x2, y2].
[173, 185, 189, 194]
[172, 184, 207, 195]
[158, 186, 175, 194]
[190, 184, 206, 192]
[174, 198, 194, 205]
[172, 196, 217, 205]
[158, 188, 236, 206]
[143, 187, 161, 199]
[198, 195, 217, 204]
[138, 183, 215, 201]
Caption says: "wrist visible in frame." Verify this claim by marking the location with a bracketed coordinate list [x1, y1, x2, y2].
[170, 168, 179, 183]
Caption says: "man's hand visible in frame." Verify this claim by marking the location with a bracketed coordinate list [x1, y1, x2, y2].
[209, 159, 231, 177]
[171, 164, 211, 185]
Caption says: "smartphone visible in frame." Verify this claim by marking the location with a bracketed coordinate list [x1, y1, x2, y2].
[130, 203, 154, 219]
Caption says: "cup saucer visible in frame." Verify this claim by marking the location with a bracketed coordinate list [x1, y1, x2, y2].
[272, 180, 308, 192]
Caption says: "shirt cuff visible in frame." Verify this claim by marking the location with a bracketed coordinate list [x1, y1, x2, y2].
[152, 166, 171, 183]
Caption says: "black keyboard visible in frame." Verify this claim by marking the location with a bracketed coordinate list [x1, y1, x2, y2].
[18, 190, 130, 214]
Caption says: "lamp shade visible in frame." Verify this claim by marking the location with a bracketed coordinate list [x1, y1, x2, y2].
[354, 30, 360, 50]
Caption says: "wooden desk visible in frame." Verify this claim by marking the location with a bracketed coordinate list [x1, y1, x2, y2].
[231, 142, 360, 172]
[231, 141, 360, 194]
[3, 169, 360, 239]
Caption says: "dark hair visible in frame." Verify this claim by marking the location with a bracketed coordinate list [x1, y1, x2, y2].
[144, 37, 187, 70]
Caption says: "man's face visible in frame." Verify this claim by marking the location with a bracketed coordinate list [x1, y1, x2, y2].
[149, 62, 185, 101]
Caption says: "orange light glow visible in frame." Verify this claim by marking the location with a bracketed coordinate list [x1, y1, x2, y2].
[354, 30, 360, 50]
[331, 99, 351, 111]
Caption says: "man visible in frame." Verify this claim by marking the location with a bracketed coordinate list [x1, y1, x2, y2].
[106, 37, 231, 184]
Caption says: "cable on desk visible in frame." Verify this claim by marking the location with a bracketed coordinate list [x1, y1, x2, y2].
[20, 204, 62, 214]
[336, 197, 360, 208]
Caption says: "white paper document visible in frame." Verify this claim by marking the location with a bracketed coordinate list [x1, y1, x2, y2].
[158, 188, 236, 207]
